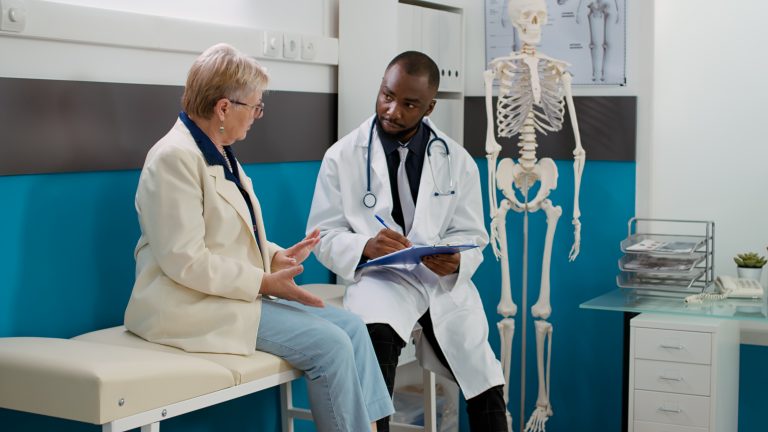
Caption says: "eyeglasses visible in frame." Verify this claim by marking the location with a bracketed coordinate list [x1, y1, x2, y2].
[229, 99, 265, 118]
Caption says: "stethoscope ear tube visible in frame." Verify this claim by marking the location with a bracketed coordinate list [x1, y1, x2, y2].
[364, 117, 455, 206]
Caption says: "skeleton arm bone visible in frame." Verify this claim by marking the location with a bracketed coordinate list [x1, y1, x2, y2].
[614, 0, 620, 23]
[562, 72, 585, 261]
[490, 199, 511, 260]
[484, 69, 502, 218]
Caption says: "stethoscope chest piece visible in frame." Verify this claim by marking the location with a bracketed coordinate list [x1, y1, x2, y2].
[363, 192, 377, 208]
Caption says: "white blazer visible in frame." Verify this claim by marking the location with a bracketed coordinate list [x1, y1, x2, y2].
[124, 119, 278, 355]
[307, 115, 505, 398]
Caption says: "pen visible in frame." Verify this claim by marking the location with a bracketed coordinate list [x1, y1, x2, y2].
[374, 215, 390, 229]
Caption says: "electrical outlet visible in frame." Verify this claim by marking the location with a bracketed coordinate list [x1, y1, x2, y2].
[0, 0, 27, 33]
[263, 31, 281, 57]
[283, 33, 299, 59]
[301, 36, 317, 61]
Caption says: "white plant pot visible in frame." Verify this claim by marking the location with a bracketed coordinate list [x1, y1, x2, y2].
[737, 267, 763, 281]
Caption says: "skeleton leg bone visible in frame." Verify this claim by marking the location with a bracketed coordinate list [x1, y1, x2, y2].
[494, 200, 518, 318]
[498, 318, 515, 430]
[531, 199, 562, 320]
[525, 320, 554, 432]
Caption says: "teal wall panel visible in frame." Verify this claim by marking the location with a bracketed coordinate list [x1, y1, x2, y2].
[0, 159, 764, 431]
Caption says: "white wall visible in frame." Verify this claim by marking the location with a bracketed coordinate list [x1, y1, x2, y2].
[649, 0, 768, 282]
[50, 0, 334, 35]
[0, 0, 338, 92]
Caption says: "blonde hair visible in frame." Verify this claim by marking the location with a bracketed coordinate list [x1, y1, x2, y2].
[182, 43, 269, 119]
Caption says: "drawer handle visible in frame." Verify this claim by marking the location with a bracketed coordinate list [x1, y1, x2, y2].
[659, 344, 683, 350]
[659, 375, 683, 382]
[658, 407, 682, 414]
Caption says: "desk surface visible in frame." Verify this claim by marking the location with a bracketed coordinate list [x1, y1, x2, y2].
[581, 288, 768, 322]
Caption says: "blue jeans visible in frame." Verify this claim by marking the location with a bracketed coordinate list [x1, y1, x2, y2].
[256, 299, 394, 431]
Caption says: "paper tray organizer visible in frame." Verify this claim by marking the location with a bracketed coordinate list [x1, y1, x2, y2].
[617, 218, 714, 297]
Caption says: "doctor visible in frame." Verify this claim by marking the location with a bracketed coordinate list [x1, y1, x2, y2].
[307, 51, 507, 431]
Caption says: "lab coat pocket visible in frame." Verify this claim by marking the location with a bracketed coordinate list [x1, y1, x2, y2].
[442, 274, 468, 305]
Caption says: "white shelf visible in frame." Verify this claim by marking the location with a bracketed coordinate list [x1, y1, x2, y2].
[339, 0, 465, 143]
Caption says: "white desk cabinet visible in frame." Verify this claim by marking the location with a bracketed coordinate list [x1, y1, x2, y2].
[628, 314, 740, 432]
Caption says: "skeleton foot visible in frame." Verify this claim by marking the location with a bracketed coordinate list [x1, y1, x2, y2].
[524, 406, 550, 432]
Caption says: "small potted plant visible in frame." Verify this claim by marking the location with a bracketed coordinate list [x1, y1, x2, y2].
[734, 252, 767, 280]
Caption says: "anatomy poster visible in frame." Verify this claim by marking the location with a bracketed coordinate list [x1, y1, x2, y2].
[485, 0, 626, 86]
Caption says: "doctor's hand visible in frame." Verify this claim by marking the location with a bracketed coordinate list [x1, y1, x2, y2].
[363, 228, 412, 259]
[422, 253, 460, 277]
[271, 229, 321, 272]
[260, 265, 324, 308]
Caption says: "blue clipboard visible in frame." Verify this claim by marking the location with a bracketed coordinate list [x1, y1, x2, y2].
[357, 244, 478, 269]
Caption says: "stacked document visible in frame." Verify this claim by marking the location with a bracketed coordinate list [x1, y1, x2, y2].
[357, 244, 478, 269]
[625, 239, 699, 254]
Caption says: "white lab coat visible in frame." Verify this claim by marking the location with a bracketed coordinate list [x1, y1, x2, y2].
[307, 115, 504, 398]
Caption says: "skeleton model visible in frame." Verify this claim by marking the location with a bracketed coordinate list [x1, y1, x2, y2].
[577, 0, 620, 82]
[483, 0, 585, 431]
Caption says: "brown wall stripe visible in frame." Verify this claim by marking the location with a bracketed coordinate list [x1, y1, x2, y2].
[463, 95, 637, 161]
[0, 77, 337, 176]
[0, 77, 635, 176]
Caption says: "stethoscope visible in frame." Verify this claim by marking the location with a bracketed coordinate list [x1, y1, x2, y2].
[362, 118, 455, 209]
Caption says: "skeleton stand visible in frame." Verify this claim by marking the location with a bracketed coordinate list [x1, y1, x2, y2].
[483, 2, 585, 430]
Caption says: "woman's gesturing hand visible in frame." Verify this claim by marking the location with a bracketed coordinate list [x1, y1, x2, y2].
[271, 229, 321, 272]
[261, 265, 324, 307]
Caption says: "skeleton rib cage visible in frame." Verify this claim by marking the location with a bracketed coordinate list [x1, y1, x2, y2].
[494, 57, 567, 138]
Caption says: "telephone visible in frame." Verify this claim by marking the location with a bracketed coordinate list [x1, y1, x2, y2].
[715, 275, 763, 299]
[685, 275, 763, 303]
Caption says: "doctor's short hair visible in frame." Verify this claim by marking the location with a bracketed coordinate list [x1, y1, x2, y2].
[182, 43, 269, 119]
[387, 51, 440, 91]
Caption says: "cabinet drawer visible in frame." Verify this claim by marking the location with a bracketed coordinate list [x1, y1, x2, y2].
[635, 359, 711, 396]
[634, 390, 710, 428]
[633, 420, 708, 432]
[635, 328, 711, 364]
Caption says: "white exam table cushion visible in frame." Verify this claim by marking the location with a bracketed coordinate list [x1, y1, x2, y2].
[75, 326, 294, 385]
[0, 284, 346, 426]
[0, 337, 234, 424]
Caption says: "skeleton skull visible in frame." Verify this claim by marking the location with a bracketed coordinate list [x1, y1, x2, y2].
[508, 0, 548, 46]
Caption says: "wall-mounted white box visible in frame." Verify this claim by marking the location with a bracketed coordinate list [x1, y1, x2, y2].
[0, 0, 26, 33]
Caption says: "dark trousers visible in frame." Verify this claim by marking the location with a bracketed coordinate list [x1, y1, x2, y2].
[367, 310, 508, 432]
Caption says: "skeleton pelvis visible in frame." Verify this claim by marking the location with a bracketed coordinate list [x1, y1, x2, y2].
[496, 157, 558, 211]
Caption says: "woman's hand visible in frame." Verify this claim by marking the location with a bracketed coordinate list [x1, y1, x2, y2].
[271, 229, 321, 272]
[261, 265, 324, 307]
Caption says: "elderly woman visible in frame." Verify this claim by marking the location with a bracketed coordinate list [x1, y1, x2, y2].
[124, 43, 393, 431]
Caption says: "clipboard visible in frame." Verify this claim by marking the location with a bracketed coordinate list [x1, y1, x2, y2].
[357, 244, 478, 269]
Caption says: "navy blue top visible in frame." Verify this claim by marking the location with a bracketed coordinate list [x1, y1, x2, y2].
[179, 112, 261, 245]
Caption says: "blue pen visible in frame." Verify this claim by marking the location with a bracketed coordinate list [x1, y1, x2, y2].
[374, 215, 390, 230]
